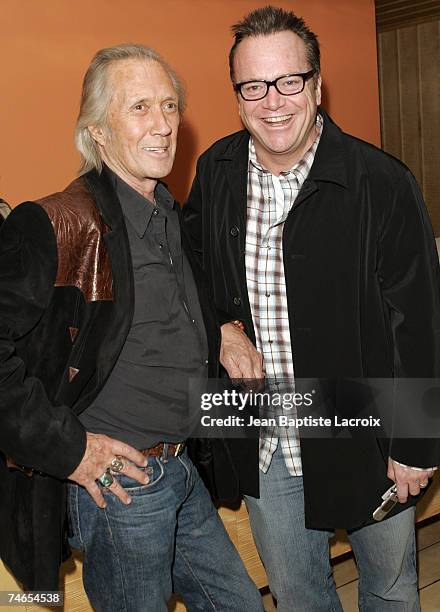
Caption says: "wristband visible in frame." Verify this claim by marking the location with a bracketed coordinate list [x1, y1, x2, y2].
[230, 319, 245, 331]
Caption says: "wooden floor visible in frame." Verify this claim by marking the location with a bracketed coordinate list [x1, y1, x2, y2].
[261, 515, 440, 611]
[1, 517, 440, 610]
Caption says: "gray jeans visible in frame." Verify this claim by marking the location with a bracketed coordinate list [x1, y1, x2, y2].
[245, 446, 419, 612]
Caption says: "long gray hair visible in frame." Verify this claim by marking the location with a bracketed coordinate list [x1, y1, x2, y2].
[75, 44, 185, 175]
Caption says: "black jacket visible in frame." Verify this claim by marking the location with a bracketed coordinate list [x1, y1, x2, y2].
[183, 110, 440, 529]
[0, 168, 220, 589]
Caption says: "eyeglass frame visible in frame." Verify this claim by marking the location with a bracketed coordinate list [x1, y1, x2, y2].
[233, 69, 316, 101]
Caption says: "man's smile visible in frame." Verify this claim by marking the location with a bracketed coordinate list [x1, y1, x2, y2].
[141, 146, 169, 153]
[261, 114, 293, 126]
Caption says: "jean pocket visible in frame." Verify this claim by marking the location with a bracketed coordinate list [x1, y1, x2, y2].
[67, 484, 84, 550]
[114, 457, 165, 494]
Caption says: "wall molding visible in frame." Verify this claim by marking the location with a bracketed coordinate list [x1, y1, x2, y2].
[376, 0, 440, 32]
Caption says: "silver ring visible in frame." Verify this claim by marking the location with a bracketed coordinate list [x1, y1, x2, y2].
[98, 470, 114, 488]
[110, 457, 124, 473]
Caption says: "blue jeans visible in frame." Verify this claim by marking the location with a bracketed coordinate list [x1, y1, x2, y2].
[244, 447, 419, 612]
[68, 450, 263, 612]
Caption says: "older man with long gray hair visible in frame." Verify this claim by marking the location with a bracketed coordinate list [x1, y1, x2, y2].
[0, 44, 262, 611]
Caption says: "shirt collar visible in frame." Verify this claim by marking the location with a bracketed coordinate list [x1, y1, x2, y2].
[249, 113, 323, 177]
[106, 167, 174, 238]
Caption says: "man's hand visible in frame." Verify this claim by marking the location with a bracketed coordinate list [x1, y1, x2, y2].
[220, 322, 264, 382]
[387, 458, 435, 503]
[68, 432, 149, 508]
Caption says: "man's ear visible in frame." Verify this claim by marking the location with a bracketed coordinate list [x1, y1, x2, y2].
[88, 124, 106, 146]
[315, 75, 322, 106]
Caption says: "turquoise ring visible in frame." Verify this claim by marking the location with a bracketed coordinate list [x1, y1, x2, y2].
[98, 470, 114, 488]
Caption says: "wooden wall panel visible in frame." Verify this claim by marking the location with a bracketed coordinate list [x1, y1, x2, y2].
[378, 18, 440, 234]
[376, 0, 440, 32]
[419, 20, 440, 227]
[397, 26, 423, 185]
[378, 30, 402, 157]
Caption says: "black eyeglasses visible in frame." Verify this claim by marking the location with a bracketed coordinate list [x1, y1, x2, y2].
[234, 70, 316, 101]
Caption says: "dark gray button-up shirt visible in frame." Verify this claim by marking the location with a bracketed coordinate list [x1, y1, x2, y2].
[80, 170, 208, 448]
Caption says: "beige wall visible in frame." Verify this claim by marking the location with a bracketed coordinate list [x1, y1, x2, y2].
[0, 0, 380, 207]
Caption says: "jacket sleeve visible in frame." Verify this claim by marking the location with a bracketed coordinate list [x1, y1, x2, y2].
[183, 160, 236, 328]
[0, 202, 87, 479]
[377, 170, 440, 467]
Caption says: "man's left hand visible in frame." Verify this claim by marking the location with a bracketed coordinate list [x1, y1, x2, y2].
[388, 458, 435, 503]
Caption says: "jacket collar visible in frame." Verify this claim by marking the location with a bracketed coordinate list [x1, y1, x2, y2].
[213, 131, 250, 229]
[82, 165, 125, 231]
[308, 109, 348, 188]
[81, 163, 134, 329]
[214, 130, 250, 164]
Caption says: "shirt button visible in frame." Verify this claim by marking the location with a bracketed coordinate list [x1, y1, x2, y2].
[230, 226, 239, 237]
[265, 293, 271, 298]
[153, 208, 159, 216]
[266, 245, 271, 250]
[205, 359, 209, 364]
[268, 339, 273, 344]
[159, 243, 163, 249]
[233, 297, 241, 306]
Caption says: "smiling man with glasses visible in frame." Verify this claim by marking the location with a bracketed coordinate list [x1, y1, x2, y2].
[184, 5, 440, 611]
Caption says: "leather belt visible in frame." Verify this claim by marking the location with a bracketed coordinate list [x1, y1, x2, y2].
[140, 442, 186, 458]
[5, 441, 186, 478]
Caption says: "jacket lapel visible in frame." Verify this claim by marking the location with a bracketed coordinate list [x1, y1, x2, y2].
[305, 110, 348, 190]
[289, 110, 349, 211]
[84, 167, 134, 345]
[66, 169, 134, 414]
[215, 131, 250, 253]
[84, 168, 133, 306]
[214, 133, 256, 334]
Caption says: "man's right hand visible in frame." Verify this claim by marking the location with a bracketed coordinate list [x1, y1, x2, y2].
[68, 432, 149, 508]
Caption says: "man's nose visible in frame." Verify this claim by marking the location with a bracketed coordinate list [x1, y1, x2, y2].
[263, 84, 284, 110]
[151, 108, 172, 136]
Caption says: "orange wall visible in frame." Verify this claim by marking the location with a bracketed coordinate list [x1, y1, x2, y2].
[0, 0, 379, 207]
